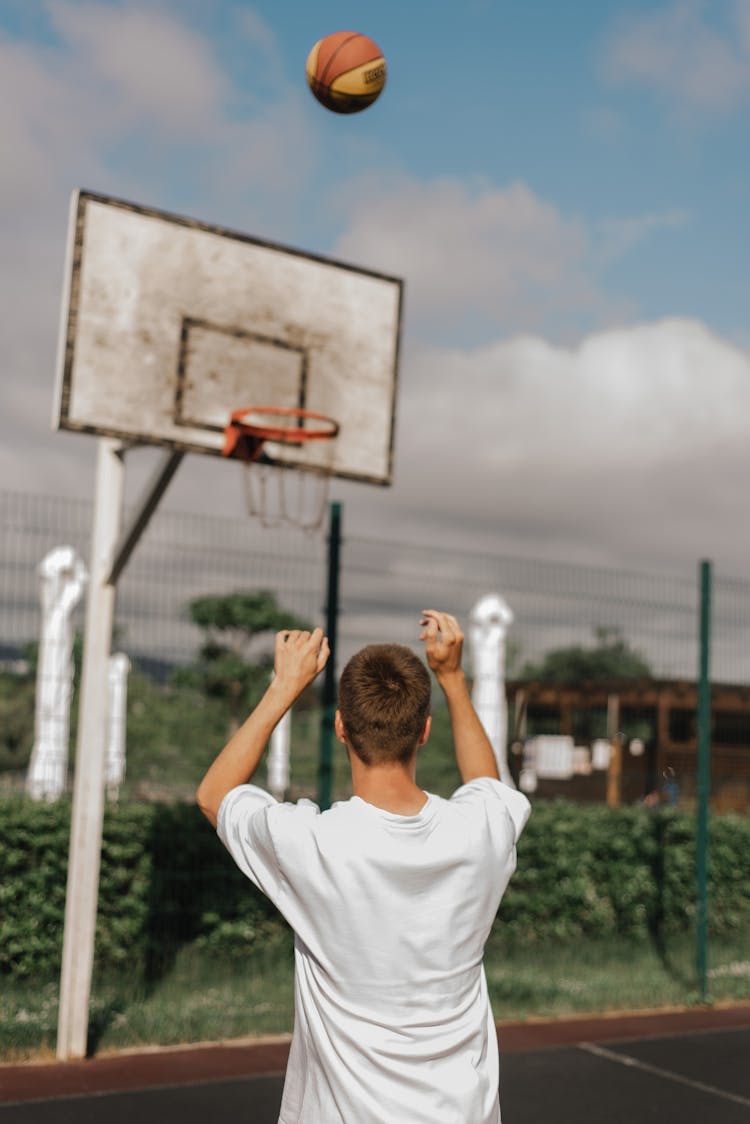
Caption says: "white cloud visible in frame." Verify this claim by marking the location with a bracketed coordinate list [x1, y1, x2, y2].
[45, 0, 229, 135]
[0, 5, 229, 221]
[332, 176, 617, 336]
[235, 6, 286, 81]
[202, 96, 317, 210]
[402, 319, 750, 481]
[603, 0, 750, 112]
[0, 3, 313, 217]
[0, 38, 107, 210]
[332, 176, 693, 339]
[344, 318, 750, 572]
[592, 210, 692, 265]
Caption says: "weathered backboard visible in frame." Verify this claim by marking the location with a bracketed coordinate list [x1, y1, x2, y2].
[54, 191, 403, 484]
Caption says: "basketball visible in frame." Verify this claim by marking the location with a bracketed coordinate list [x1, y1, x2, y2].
[305, 31, 386, 114]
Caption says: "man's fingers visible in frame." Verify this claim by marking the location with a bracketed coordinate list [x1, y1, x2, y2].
[419, 613, 439, 641]
[277, 627, 326, 657]
[316, 636, 331, 672]
[307, 628, 325, 658]
[420, 611, 464, 682]
[277, 627, 321, 643]
[421, 610, 461, 642]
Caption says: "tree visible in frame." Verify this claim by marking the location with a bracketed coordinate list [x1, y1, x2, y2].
[519, 626, 653, 683]
[173, 591, 311, 734]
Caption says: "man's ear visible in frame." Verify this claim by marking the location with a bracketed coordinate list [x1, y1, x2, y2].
[418, 715, 432, 747]
[334, 710, 347, 745]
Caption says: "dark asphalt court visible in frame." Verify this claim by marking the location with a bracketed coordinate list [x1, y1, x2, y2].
[1, 1024, 749, 1123]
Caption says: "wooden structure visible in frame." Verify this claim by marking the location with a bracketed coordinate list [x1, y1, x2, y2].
[507, 678, 750, 812]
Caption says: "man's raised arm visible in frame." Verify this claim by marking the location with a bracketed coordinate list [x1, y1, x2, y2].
[196, 627, 329, 827]
[420, 609, 499, 784]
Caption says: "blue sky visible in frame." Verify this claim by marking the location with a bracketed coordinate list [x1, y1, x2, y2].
[1, 0, 749, 576]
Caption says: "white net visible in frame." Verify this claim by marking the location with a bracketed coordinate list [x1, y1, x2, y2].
[241, 458, 333, 533]
[234, 409, 338, 533]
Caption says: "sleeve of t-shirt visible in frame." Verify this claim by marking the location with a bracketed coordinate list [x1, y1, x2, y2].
[449, 776, 531, 844]
[216, 784, 286, 902]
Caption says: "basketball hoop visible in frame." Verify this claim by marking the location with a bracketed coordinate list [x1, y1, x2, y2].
[222, 406, 339, 532]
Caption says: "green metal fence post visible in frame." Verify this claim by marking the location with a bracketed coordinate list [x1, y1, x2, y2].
[696, 559, 712, 1002]
[318, 501, 342, 811]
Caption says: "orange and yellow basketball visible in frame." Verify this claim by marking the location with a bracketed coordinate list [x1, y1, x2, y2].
[305, 31, 386, 114]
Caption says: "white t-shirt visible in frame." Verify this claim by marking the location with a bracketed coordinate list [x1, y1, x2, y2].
[218, 777, 530, 1124]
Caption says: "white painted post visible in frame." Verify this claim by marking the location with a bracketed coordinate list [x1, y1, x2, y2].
[469, 593, 516, 788]
[104, 653, 131, 801]
[26, 547, 87, 801]
[57, 439, 124, 1060]
[268, 709, 291, 800]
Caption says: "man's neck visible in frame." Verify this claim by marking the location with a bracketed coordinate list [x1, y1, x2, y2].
[349, 755, 427, 816]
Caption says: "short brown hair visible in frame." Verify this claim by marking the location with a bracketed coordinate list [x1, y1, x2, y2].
[338, 644, 431, 765]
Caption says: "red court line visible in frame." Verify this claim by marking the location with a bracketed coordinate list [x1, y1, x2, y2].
[1, 1005, 749, 1104]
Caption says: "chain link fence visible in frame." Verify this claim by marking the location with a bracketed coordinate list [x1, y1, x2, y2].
[1, 488, 749, 810]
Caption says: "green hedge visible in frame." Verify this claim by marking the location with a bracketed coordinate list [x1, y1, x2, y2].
[1, 797, 748, 980]
[0, 799, 280, 980]
[500, 802, 750, 941]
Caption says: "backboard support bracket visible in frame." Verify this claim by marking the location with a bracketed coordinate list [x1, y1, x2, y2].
[107, 448, 184, 585]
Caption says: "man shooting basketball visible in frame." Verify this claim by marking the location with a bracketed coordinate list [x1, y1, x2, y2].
[197, 609, 530, 1124]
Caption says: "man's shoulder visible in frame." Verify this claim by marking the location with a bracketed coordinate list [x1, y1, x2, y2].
[449, 777, 531, 841]
[220, 785, 320, 837]
[263, 796, 374, 866]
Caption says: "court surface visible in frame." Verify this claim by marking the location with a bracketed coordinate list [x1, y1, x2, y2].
[2, 1008, 749, 1124]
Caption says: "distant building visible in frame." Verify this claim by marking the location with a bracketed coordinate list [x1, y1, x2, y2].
[506, 678, 750, 812]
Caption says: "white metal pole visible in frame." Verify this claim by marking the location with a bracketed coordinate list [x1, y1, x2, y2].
[469, 593, 516, 788]
[26, 547, 87, 801]
[267, 669, 291, 800]
[56, 439, 125, 1060]
[268, 708, 291, 800]
[105, 653, 131, 801]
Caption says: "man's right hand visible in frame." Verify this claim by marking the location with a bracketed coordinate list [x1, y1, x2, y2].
[419, 610, 465, 681]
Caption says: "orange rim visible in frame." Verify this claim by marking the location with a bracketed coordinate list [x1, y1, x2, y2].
[222, 406, 339, 460]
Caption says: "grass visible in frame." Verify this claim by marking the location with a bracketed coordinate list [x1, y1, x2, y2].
[87, 944, 296, 1054]
[485, 933, 750, 1020]
[3, 933, 749, 1063]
